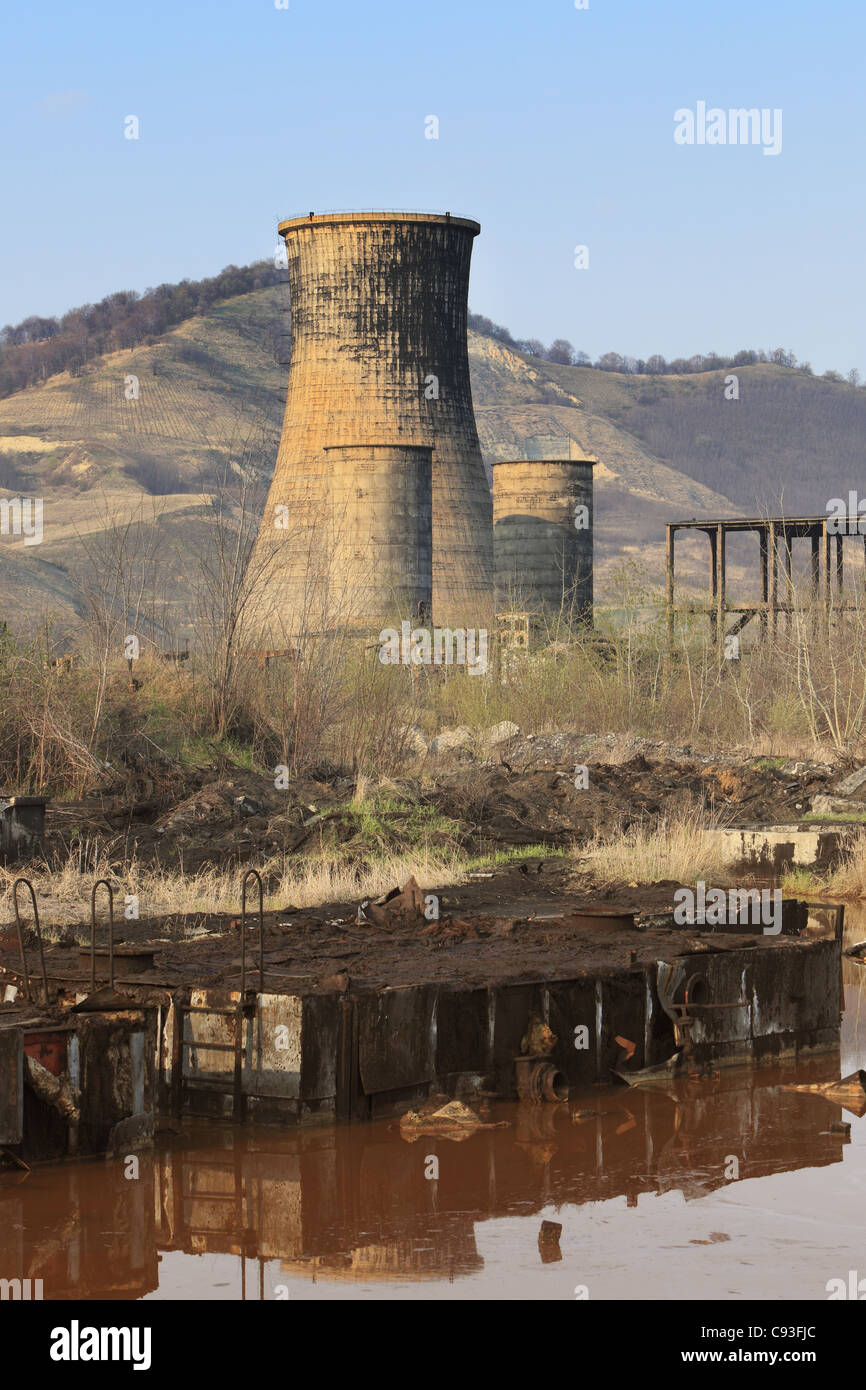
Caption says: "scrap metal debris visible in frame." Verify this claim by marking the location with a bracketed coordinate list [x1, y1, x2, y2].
[399, 1095, 509, 1142]
[25, 1054, 80, 1121]
[538, 1219, 563, 1263]
[613, 1053, 684, 1086]
[783, 1070, 866, 1117]
[361, 876, 427, 928]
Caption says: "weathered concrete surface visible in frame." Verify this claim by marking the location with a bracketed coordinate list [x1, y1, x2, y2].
[324, 443, 432, 627]
[247, 211, 493, 638]
[493, 457, 595, 618]
[709, 824, 858, 874]
[835, 763, 866, 797]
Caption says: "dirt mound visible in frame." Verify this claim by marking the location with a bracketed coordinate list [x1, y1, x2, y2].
[36, 747, 836, 875]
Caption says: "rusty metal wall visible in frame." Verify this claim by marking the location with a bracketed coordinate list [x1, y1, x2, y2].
[0, 1029, 23, 1145]
[156, 936, 842, 1126]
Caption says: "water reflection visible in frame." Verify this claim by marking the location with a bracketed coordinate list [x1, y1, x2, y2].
[1, 901, 864, 1301]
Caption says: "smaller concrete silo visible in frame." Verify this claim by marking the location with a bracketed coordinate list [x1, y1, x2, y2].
[324, 443, 433, 629]
[493, 457, 595, 622]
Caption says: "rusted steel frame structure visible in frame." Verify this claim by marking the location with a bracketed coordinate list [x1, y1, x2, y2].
[666, 515, 866, 643]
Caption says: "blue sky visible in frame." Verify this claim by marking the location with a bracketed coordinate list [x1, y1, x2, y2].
[2, 0, 864, 374]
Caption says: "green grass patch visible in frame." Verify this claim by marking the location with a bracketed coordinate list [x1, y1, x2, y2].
[781, 867, 825, 895]
[177, 735, 264, 772]
[463, 844, 566, 871]
[341, 796, 460, 846]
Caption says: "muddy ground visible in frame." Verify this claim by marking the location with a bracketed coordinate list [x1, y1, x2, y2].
[0, 734, 855, 996]
[0, 855, 817, 996]
[38, 734, 855, 875]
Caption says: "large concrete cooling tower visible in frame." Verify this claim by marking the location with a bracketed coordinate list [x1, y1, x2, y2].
[248, 211, 493, 642]
[493, 458, 595, 621]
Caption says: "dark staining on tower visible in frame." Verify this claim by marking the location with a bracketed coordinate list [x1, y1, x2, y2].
[493, 458, 596, 623]
[247, 211, 493, 643]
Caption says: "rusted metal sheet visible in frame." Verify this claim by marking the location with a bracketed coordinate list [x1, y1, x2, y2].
[22, 1027, 69, 1078]
[300, 994, 340, 1102]
[76, 1011, 156, 1155]
[597, 975, 648, 1079]
[547, 979, 604, 1088]
[436, 987, 490, 1078]
[0, 1028, 23, 1145]
[656, 938, 842, 1069]
[490, 984, 544, 1093]
[0, 796, 47, 861]
[358, 985, 436, 1094]
[244, 993, 302, 1098]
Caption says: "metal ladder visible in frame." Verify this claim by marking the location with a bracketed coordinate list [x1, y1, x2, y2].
[171, 871, 265, 1124]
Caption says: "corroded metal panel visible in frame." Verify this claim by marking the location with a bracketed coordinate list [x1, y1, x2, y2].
[358, 985, 436, 1094]
[245, 992, 302, 1098]
[546, 979, 602, 1087]
[300, 994, 340, 1101]
[0, 1028, 23, 1145]
[436, 987, 490, 1077]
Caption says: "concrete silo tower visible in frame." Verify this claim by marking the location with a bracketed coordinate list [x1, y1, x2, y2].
[248, 211, 493, 641]
[493, 456, 595, 622]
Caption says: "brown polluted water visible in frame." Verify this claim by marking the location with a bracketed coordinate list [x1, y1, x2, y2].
[4, 904, 866, 1302]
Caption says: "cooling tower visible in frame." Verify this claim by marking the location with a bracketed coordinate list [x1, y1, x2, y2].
[325, 443, 432, 628]
[493, 458, 595, 620]
[248, 211, 493, 642]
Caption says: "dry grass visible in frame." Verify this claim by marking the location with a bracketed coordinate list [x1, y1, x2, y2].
[780, 832, 866, 900]
[0, 841, 471, 933]
[576, 804, 732, 886]
[824, 831, 866, 898]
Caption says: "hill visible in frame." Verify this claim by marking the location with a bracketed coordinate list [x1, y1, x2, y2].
[0, 281, 857, 636]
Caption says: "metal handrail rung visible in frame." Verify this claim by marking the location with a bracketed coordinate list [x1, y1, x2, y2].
[185, 1006, 241, 1016]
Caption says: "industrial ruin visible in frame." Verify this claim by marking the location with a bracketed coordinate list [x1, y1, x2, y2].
[244, 210, 600, 650]
[247, 211, 496, 641]
[492, 453, 595, 620]
[0, 208, 858, 1167]
[2, 207, 864, 1321]
[667, 512, 866, 641]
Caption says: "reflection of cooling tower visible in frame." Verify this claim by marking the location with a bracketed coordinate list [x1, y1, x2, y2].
[249, 211, 493, 642]
[493, 458, 595, 619]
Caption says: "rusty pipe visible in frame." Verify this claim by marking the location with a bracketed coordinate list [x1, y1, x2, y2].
[515, 1055, 569, 1103]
